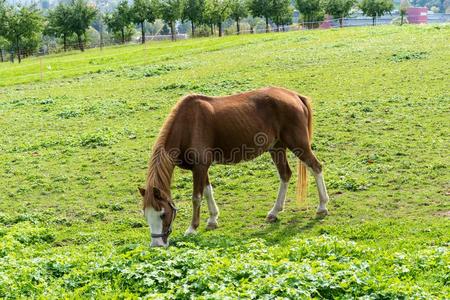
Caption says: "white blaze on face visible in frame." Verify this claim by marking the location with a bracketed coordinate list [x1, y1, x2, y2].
[144, 207, 167, 247]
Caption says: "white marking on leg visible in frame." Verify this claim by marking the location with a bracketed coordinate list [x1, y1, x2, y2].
[185, 194, 201, 235]
[144, 207, 167, 247]
[268, 180, 288, 218]
[313, 172, 329, 213]
[184, 225, 197, 235]
[204, 184, 219, 226]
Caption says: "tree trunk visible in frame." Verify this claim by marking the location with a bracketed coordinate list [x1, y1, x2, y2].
[372, 16, 375, 26]
[17, 47, 21, 63]
[191, 21, 195, 37]
[250, 26, 254, 34]
[77, 34, 84, 52]
[141, 22, 145, 44]
[265, 17, 269, 33]
[0, 49, 3, 63]
[400, 14, 404, 25]
[236, 18, 240, 35]
[170, 21, 175, 41]
[121, 28, 125, 44]
[339, 17, 343, 28]
[16, 37, 21, 63]
[210, 23, 214, 35]
[218, 21, 222, 37]
[63, 34, 67, 52]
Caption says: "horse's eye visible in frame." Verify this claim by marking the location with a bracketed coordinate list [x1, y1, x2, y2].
[160, 213, 165, 219]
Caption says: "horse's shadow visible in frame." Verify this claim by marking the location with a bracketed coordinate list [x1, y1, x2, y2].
[249, 215, 322, 244]
[172, 214, 323, 248]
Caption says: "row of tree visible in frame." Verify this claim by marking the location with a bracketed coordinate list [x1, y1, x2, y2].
[1, 0, 396, 63]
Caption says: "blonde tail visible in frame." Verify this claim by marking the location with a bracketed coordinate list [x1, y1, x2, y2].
[296, 93, 313, 207]
[296, 161, 308, 206]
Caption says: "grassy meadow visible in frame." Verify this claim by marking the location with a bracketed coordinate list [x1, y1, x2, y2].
[0, 25, 449, 298]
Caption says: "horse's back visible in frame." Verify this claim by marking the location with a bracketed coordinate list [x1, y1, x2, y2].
[186, 88, 305, 154]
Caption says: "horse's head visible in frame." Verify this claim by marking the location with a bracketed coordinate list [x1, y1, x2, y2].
[139, 187, 177, 247]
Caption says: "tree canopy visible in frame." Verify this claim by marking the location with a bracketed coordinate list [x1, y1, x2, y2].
[271, 0, 292, 30]
[295, 0, 324, 28]
[204, 0, 231, 37]
[104, 0, 133, 44]
[229, 0, 248, 34]
[131, 0, 156, 44]
[157, 0, 182, 40]
[359, 0, 393, 25]
[0, 4, 43, 62]
[323, 0, 355, 27]
[46, 3, 72, 51]
[181, 0, 205, 36]
[66, 0, 97, 51]
[248, 0, 274, 32]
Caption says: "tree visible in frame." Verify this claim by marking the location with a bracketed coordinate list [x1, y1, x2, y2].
[0, 0, 6, 39]
[204, 0, 230, 37]
[323, 0, 355, 27]
[131, 0, 156, 44]
[359, 0, 393, 26]
[295, 0, 324, 28]
[271, 0, 291, 31]
[104, 0, 132, 44]
[158, 0, 182, 41]
[67, 0, 97, 51]
[0, 0, 6, 62]
[248, 0, 273, 32]
[246, 16, 263, 33]
[0, 37, 7, 62]
[1, 5, 43, 63]
[399, 0, 410, 25]
[229, 0, 248, 34]
[182, 0, 205, 37]
[46, 3, 72, 51]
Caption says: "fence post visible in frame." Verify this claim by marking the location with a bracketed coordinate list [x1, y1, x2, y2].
[39, 50, 44, 81]
[100, 22, 104, 51]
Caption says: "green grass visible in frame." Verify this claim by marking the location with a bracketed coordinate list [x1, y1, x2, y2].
[0, 25, 449, 298]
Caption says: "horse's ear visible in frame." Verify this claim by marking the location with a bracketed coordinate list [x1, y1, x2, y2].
[152, 187, 162, 199]
[138, 187, 146, 197]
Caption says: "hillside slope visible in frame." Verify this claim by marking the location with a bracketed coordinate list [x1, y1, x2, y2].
[0, 25, 449, 298]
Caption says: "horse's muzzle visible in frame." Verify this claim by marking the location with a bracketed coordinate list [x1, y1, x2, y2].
[150, 238, 169, 247]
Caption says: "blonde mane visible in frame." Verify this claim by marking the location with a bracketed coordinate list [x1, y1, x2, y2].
[144, 104, 181, 209]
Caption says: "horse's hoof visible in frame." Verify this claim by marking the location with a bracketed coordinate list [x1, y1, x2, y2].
[266, 214, 278, 223]
[316, 208, 329, 217]
[206, 222, 218, 230]
[184, 226, 197, 236]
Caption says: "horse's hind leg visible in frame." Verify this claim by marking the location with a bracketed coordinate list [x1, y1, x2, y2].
[267, 146, 292, 222]
[282, 132, 330, 215]
[300, 149, 330, 215]
[204, 173, 219, 230]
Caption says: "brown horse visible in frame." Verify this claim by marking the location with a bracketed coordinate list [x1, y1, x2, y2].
[139, 87, 329, 247]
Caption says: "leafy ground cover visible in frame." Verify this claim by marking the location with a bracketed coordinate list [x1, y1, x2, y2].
[0, 25, 449, 298]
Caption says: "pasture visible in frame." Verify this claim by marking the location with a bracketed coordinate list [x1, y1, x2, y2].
[0, 25, 449, 298]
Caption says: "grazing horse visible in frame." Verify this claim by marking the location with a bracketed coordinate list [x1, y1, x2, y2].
[139, 87, 329, 247]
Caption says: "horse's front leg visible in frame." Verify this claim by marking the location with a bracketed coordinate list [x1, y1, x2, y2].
[185, 165, 208, 235]
[204, 173, 219, 230]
